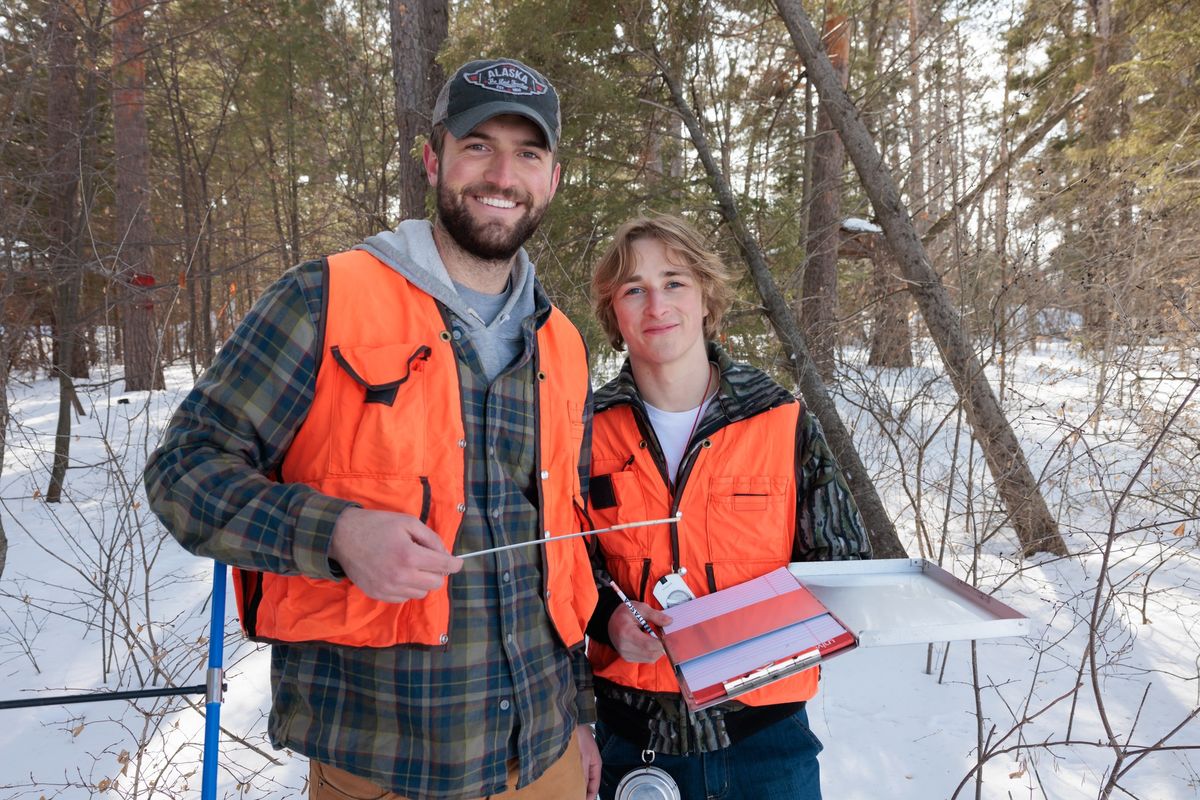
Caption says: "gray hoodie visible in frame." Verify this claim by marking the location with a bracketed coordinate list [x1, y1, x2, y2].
[356, 220, 537, 382]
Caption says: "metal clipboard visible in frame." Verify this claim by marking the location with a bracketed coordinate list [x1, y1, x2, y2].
[658, 567, 858, 711]
[786, 558, 1030, 647]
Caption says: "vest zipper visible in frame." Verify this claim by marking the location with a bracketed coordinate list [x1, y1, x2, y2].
[630, 401, 713, 574]
[666, 433, 710, 573]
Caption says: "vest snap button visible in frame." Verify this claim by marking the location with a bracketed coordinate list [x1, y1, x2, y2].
[540, 470, 549, 480]
[439, 633, 449, 644]
[701, 439, 712, 448]
[544, 530, 552, 538]
[457, 439, 467, 448]
[439, 330, 451, 342]
[456, 503, 466, 513]
[537, 370, 547, 381]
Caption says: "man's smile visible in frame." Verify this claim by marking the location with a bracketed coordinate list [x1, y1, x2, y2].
[474, 195, 518, 210]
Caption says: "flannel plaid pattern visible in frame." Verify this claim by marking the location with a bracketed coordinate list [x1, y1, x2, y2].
[145, 258, 595, 799]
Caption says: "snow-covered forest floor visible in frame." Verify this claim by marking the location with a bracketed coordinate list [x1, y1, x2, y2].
[1, 336, 1197, 799]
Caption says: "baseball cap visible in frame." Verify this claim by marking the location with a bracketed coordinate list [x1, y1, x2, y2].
[433, 58, 560, 150]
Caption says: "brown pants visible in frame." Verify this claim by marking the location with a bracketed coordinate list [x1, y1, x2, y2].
[309, 735, 585, 800]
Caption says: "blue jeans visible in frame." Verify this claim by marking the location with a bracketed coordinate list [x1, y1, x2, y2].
[595, 706, 823, 800]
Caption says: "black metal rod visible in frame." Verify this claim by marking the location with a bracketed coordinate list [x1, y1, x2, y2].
[0, 683, 210, 710]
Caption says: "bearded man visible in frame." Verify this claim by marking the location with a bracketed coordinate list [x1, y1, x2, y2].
[145, 58, 601, 800]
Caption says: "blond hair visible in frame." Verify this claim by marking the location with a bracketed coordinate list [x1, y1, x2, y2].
[590, 214, 734, 350]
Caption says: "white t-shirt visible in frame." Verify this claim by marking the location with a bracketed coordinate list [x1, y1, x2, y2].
[645, 397, 713, 486]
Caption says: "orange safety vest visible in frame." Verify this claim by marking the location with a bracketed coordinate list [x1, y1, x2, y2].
[587, 399, 819, 706]
[233, 249, 597, 649]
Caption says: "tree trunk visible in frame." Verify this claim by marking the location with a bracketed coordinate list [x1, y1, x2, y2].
[905, 0, 925, 210]
[773, 0, 1068, 557]
[653, 50, 907, 560]
[798, 9, 849, 382]
[389, 0, 447, 221]
[44, 0, 82, 504]
[112, 0, 163, 390]
[996, 43, 1014, 400]
[1081, 0, 1117, 341]
[858, 0, 913, 366]
[0, 270, 14, 577]
[867, 245, 913, 367]
[76, 0, 106, 373]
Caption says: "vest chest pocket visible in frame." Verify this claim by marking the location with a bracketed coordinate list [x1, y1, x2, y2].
[705, 475, 792, 562]
[327, 342, 430, 476]
[590, 457, 663, 567]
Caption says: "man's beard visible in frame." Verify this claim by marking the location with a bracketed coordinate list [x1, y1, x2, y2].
[435, 179, 548, 262]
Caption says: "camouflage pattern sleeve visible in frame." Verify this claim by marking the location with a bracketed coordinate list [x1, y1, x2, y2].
[793, 409, 872, 562]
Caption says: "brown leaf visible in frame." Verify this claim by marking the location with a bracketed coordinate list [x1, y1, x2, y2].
[72, 723, 84, 737]
[1009, 760, 1027, 779]
[97, 778, 110, 791]
[1172, 523, 1185, 537]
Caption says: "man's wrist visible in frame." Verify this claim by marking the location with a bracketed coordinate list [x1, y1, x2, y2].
[586, 585, 622, 647]
[574, 691, 598, 725]
[295, 494, 360, 580]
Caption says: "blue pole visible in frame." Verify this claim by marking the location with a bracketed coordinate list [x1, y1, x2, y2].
[201, 561, 227, 800]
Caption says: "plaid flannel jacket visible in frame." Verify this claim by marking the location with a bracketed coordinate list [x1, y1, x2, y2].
[145, 258, 595, 798]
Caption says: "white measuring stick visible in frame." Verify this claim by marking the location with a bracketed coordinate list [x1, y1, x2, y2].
[458, 513, 682, 560]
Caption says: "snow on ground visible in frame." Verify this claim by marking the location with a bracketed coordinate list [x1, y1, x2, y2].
[0, 339, 1197, 799]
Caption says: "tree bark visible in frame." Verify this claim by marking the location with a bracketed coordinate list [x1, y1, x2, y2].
[653, 50, 907, 560]
[0, 269, 14, 576]
[389, 0, 447, 221]
[43, 0, 85, 503]
[773, 0, 1068, 557]
[112, 0, 163, 390]
[1082, 0, 1117, 340]
[996, 43, 1014, 399]
[798, 10, 849, 382]
[867, 245, 913, 367]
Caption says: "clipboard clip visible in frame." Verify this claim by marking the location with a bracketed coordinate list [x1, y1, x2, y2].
[721, 647, 822, 695]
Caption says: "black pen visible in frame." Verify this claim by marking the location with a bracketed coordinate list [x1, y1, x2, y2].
[608, 580, 659, 639]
